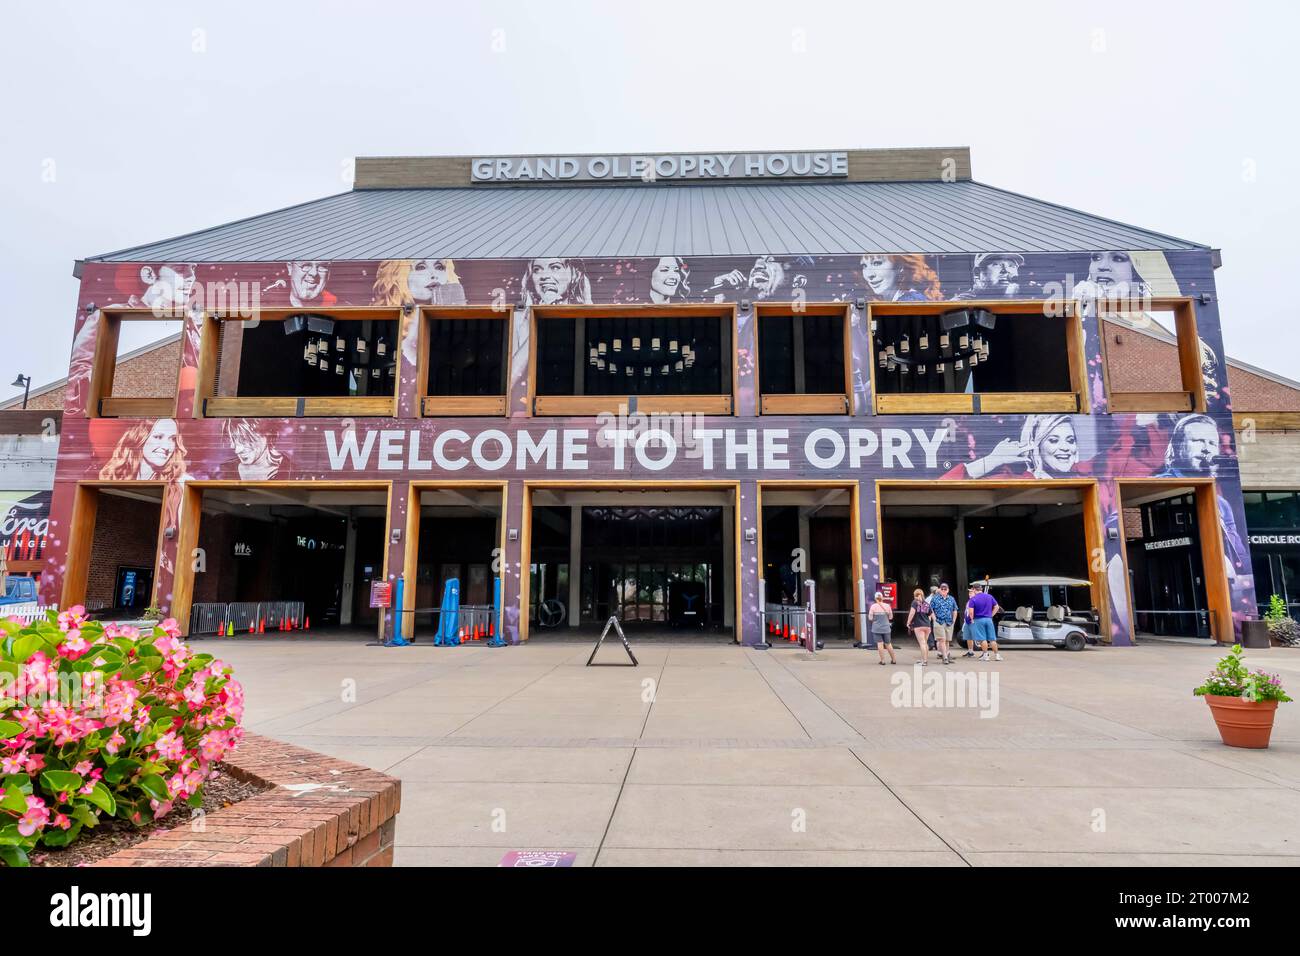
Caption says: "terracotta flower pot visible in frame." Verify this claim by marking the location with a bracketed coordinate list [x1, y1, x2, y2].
[1203, 694, 1279, 749]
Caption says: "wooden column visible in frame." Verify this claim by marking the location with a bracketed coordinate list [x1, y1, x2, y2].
[168, 483, 203, 635]
[1083, 480, 1124, 645]
[60, 484, 99, 608]
[1196, 481, 1234, 644]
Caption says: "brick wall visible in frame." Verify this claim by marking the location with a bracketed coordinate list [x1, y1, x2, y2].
[23, 336, 181, 411]
[92, 733, 401, 867]
[1103, 320, 1300, 411]
[86, 493, 160, 609]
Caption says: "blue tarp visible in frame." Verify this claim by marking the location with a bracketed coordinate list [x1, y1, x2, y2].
[435, 578, 461, 646]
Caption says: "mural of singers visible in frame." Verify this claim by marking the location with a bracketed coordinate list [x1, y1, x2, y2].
[705, 255, 807, 302]
[951, 253, 1027, 300]
[521, 257, 592, 305]
[219, 418, 288, 481]
[99, 418, 189, 481]
[110, 262, 198, 312]
[263, 260, 336, 308]
[646, 256, 691, 303]
[859, 254, 942, 301]
[1154, 413, 1248, 581]
[944, 414, 1085, 479]
[372, 258, 467, 307]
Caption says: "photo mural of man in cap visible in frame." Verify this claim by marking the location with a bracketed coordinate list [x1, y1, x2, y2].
[952, 253, 1025, 299]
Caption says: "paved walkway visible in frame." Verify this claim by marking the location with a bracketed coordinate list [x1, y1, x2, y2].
[201, 636, 1300, 866]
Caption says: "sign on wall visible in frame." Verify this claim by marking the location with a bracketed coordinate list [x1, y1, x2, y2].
[471, 151, 849, 183]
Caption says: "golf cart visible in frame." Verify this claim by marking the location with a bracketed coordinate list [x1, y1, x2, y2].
[962, 576, 1100, 651]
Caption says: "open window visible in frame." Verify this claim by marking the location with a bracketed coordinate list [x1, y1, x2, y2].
[86, 311, 184, 418]
[870, 303, 1085, 415]
[419, 307, 509, 416]
[1100, 299, 1207, 413]
[756, 304, 851, 415]
[200, 308, 399, 418]
[530, 306, 734, 416]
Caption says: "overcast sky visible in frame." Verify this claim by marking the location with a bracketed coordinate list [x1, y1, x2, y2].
[2, 0, 1296, 399]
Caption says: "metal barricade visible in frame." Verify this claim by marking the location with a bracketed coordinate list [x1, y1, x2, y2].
[762, 603, 813, 645]
[189, 603, 227, 635]
[456, 604, 497, 642]
[189, 600, 307, 636]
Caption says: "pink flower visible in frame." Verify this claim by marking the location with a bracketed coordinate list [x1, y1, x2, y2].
[73, 760, 93, 776]
[56, 605, 88, 632]
[0, 754, 24, 774]
[52, 812, 71, 830]
[17, 796, 49, 837]
[152, 731, 185, 762]
[105, 731, 126, 755]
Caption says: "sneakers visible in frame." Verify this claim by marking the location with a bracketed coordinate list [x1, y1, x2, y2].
[962, 651, 975, 658]
[994, 653, 1003, 661]
[979, 652, 990, 661]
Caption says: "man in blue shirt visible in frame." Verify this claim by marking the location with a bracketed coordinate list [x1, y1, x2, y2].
[965, 584, 1002, 661]
[929, 583, 958, 664]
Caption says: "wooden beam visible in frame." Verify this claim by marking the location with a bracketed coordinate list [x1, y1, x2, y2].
[1108, 391, 1195, 413]
[1081, 482, 1112, 643]
[1175, 301, 1207, 413]
[169, 483, 203, 635]
[99, 397, 176, 418]
[86, 315, 120, 420]
[1195, 482, 1233, 644]
[61, 485, 98, 607]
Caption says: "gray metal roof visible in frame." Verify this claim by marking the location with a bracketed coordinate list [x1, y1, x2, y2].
[87, 179, 1207, 262]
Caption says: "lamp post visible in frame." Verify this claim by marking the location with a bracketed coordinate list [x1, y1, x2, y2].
[11, 374, 31, 410]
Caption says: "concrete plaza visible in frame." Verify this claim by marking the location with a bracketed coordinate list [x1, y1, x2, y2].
[203, 636, 1300, 866]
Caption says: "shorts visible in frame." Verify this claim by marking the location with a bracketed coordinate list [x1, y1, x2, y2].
[932, 622, 953, 643]
[869, 628, 893, 647]
[966, 617, 996, 645]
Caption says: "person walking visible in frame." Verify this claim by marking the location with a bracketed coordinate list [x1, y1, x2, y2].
[965, 583, 1003, 661]
[866, 591, 897, 665]
[927, 585, 940, 651]
[906, 588, 935, 665]
[930, 582, 958, 664]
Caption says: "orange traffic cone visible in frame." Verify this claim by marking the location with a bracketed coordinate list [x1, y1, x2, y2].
[218, 621, 225, 637]
[489, 619, 495, 637]
[248, 620, 255, 634]
[304, 616, 310, 631]
[257, 618, 264, 634]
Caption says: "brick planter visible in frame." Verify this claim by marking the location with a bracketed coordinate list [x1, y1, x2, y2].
[90, 734, 401, 867]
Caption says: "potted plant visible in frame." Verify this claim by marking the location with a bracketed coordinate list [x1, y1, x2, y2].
[1194, 643, 1291, 749]
[1264, 594, 1300, 647]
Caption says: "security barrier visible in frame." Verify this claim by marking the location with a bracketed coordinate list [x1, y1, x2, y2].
[762, 603, 814, 645]
[189, 600, 307, 636]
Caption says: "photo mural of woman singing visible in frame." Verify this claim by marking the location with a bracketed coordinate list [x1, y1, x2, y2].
[859, 254, 942, 302]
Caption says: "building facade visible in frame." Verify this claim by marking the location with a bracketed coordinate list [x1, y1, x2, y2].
[39, 148, 1260, 645]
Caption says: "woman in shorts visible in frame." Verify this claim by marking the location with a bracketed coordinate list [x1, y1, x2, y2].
[906, 588, 935, 666]
[866, 592, 897, 665]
